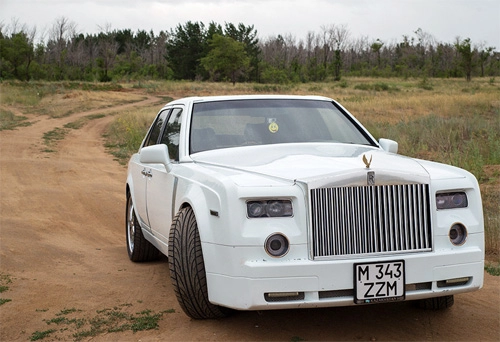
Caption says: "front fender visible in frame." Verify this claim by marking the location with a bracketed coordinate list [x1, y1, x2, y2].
[175, 176, 226, 245]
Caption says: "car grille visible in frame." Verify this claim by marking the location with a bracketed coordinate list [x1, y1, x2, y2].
[310, 184, 432, 258]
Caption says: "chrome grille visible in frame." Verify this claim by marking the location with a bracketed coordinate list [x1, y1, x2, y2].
[310, 184, 432, 258]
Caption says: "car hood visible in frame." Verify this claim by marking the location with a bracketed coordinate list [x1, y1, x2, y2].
[191, 143, 433, 188]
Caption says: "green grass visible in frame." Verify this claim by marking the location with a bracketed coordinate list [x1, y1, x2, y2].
[42, 114, 108, 152]
[30, 304, 174, 340]
[42, 127, 69, 151]
[63, 113, 106, 129]
[366, 112, 500, 182]
[30, 329, 57, 341]
[0, 109, 32, 130]
[485, 262, 500, 276]
[354, 82, 400, 92]
[2, 80, 123, 95]
[0, 298, 12, 305]
[0, 274, 12, 306]
[104, 103, 172, 164]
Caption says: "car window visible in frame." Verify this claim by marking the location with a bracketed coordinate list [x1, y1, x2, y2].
[160, 108, 183, 161]
[143, 109, 170, 147]
[190, 99, 374, 153]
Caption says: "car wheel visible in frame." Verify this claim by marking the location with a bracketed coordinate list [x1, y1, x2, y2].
[168, 207, 230, 319]
[418, 295, 454, 310]
[126, 192, 160, 262]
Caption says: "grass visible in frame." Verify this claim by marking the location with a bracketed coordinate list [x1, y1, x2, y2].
[41, 114, 108, 152]
[30, 304, 174, 341]
[0, 81, 145, 119]
[0, 108, 32, 130]
[0, 274, 12, 306]
[104, 100, 172, 164]
[484, 262, 500, 276]
[30, 329, 57, 341]
[365, 112, 500, 181]
[63, 113, 106, 129]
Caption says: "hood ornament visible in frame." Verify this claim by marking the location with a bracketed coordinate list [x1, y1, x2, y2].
[362, 154, 372, 168]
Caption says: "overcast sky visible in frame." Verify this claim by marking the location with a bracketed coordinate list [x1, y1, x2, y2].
[1, 0, 499, 48]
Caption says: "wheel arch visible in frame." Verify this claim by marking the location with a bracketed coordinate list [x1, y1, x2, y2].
[174, 178, 228, 275]
[175, 181, 223, 243]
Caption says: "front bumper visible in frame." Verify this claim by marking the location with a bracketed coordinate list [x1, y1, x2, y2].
[203, 237, 484, 310]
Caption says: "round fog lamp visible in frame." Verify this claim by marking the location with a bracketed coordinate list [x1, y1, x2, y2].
[265, 233, 289, 257]
[449, 223, 467, 246]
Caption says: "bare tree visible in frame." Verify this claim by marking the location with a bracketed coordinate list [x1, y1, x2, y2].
[96, 23, 119, 81]
[322, 24, 350, 80]
[46, 17, 78, 79]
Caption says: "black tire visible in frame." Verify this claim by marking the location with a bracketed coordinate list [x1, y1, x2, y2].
[168, 207, 230, 319]
[126, 192, 160, 262]
[418, 295, 454, 310]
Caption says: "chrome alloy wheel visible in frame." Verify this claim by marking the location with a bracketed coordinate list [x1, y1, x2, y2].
[127, 199, 136, 253]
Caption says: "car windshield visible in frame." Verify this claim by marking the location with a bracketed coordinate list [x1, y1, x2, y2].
[190, 99, 374, 154]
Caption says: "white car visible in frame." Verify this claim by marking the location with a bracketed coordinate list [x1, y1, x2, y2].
[126, 95, 484, 319]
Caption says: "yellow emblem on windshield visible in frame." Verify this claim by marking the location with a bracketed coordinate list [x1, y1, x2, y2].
[269, 122, 279, 133]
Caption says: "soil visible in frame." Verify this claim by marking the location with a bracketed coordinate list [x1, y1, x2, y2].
[0, 92, 499, 341]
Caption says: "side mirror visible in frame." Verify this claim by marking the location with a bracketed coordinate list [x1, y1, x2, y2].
[378, 138, 398, 154]
[139, 144, 173, 172]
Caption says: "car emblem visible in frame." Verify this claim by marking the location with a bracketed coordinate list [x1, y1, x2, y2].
[367, 171, 375, 186]
[362, 154, 372, 168]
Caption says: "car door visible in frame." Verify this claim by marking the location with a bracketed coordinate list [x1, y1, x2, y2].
[146, 107, 184, 244]
[130, 108, 171, 230]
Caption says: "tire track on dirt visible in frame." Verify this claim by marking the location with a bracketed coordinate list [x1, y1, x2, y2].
[0, 93, 174, 341]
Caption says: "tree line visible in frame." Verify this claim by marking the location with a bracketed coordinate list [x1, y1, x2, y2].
[1, 17, 498, 84]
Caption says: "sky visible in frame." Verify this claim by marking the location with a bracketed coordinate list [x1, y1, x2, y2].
[1, 0, 499, 49]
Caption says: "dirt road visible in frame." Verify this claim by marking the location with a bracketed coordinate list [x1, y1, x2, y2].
[1, 92, 499, 341]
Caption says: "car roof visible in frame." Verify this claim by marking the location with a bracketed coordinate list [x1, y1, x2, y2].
[164, 94, 334, 107]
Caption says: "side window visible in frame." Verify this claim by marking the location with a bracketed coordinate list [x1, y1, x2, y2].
[143, 109, 170, 147]
[160, 108, 183, 161]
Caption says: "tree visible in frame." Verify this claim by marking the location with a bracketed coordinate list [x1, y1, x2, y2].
[46, 16, 78, 80]
[200, 34, 250, 85]
[0, 19, 37, 80]
[96, 24, 119, 82]
[478, 45, 495, 77]
[166, 21, 207, 80]
[322, 24, 350, 81]
[224, 23, 260, 82]
[455, 37, 473, 81]
[371, 39, 384, 67]
[0, 31, 34, 80]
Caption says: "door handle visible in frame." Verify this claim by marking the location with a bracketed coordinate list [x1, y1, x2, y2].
[141, 168, 152, 178]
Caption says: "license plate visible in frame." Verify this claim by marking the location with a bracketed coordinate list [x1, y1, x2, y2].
[354, 260, 405, 304]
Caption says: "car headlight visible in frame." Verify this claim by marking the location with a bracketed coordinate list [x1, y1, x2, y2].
[436, 192, 468, 209]
[247, 200, 293, 218]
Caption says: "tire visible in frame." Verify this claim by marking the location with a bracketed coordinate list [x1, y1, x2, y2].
[418, 295, 454, 310]
[126, 192, 160, 262]
[168, 207, 230, 319]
